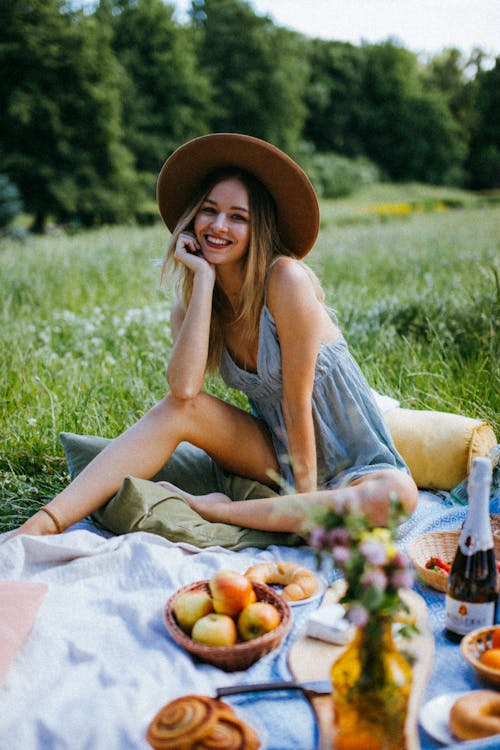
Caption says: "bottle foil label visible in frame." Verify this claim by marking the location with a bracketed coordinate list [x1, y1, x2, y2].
[445, 596, 495, 635]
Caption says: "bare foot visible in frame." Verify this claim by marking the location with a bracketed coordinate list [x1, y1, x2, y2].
[156, 481, 232, 521]
[183, 492, 232, 521]
[157, 480, 193, 503]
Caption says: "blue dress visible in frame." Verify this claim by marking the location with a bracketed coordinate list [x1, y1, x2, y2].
[220, 303, 408, 492]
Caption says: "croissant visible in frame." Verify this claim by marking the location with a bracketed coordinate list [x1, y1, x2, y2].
[244, 562, 318, 601]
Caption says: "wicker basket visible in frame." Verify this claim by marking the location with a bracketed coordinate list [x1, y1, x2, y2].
[461, 626, 500, 685]
[164, 580, 292, 671]
[407, 530, 500, 593]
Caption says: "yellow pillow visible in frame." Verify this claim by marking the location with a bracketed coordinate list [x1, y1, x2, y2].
[383, 408, 497, 490]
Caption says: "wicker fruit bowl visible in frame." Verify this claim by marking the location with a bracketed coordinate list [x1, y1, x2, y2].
[164, 580, 292, 671]
[461, 626, 500, 685]
[407, 530, 500, 593]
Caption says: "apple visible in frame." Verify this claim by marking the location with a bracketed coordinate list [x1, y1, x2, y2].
[209, 569, 256, 616]
[237, 601, 281, 641]
[191, 613, 237, 647]
[173, 589, 214, 633]
[492, 628, 500, 649]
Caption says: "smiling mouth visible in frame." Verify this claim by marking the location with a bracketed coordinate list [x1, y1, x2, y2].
[205, 235, 231, 247]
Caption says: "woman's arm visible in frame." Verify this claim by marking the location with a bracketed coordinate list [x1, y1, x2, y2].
[166, 233, 216, 399]
[267, 259, 329, 492]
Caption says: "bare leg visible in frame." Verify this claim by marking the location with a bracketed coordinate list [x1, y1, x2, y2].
[182, 469, 419, 535]
[10, 392, 280, 536]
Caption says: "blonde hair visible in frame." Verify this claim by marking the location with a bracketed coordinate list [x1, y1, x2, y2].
[161, 168, 325, 373]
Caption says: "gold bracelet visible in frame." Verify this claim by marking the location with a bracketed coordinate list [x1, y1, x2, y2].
[40, 506, 64, 534]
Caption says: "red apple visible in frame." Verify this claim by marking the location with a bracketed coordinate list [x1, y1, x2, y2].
[209, 569, 256, 616]
[172, 589, 214, 633]
[191, 613, 237, 647]
[237, 602, 281, 641]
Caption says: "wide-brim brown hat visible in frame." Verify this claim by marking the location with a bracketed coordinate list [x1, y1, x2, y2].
[156, 133, 320, 258]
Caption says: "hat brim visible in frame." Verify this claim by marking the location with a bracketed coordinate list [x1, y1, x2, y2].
[156, 133, 319, 258]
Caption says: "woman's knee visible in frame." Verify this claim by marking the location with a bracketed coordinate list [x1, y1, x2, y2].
[392, 470, 418, 514]
[375, 469, 418, 516]
[350, 469, 418, 522]
[148, 392, 224, 443]
[151, 391, 205, 418]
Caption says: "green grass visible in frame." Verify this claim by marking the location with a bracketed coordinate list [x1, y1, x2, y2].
[1, 196, 499, 531]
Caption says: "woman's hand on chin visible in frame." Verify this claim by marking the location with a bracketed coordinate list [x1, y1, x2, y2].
[174, 232, 215, 279]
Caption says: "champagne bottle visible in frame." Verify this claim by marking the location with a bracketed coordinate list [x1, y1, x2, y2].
[445, 456, 497, 642]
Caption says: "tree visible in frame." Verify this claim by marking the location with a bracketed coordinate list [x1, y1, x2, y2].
[360, 42, 466, 184]
[0, 0, 139, 230]
[103, 0, 212, 176]
[424, 48, 474, 133]
[303, 39, 366, 156]
[191, 0, 309, 153]
[467, 57, 500, 189]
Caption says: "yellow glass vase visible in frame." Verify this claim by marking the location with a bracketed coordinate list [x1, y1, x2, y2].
[330, 617, 413, 750]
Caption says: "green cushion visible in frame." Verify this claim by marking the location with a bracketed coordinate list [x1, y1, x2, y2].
[59, 432, 302, 550]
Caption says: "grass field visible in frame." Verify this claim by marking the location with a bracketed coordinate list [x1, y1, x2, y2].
[1, 185, 499, 531]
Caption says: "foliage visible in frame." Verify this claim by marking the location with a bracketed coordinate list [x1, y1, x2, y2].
[360, 42, 467, 185]
[0, 174, 23, 228]
[309, 496, 412, 627]
[302, 151, 380, 199]
[191, 0, 310, 151]
[467, 57, 500, 189]
[0, 0, 140, 231]
[423, 47, 476, 142]
[303, 39, 471, 186]
[104, 0, 212, 177]
[303, 40, 368, 156]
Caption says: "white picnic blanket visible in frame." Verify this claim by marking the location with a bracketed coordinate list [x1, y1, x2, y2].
[0, 521, 326, 750]
[1, 489, 500, 750]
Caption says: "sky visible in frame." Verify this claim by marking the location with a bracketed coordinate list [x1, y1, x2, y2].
[174, 0, 500, 57]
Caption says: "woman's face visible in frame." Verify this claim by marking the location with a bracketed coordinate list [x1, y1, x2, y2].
[193, 177, 251, 268]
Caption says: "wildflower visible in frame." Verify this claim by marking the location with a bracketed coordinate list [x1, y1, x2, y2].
[326, 527, 351, 547]
[309, 527, 327, 548]
[361, 568, 388, 590]
[390, 569, 414, 589]
[359, 539, 388, 566]
[331, 545, 352, 564]
[308, 495, 413, 626]
[347, 604, 369, 627]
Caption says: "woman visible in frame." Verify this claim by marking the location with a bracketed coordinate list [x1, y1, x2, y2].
[12, 133, 418, 539]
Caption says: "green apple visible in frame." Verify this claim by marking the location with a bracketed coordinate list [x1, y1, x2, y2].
[173, 589, 214, 633]
[237, 601, 281, 641]
[191, 613, 237, 647]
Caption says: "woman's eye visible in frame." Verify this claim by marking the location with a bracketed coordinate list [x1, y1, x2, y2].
[232, 214, 248, 222]
[200, 205, 216, 214]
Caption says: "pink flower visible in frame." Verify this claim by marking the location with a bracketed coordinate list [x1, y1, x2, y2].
[391, 551, 408, 568]
[361, 568, 387, 590]
[359, 540, 388, 566]
[326, 527, 351, 547]
[331, 545, 351, 564]
[308, 527, 327, 549]
[347, 604, 369, 627]
[390, 569, 414, 589]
